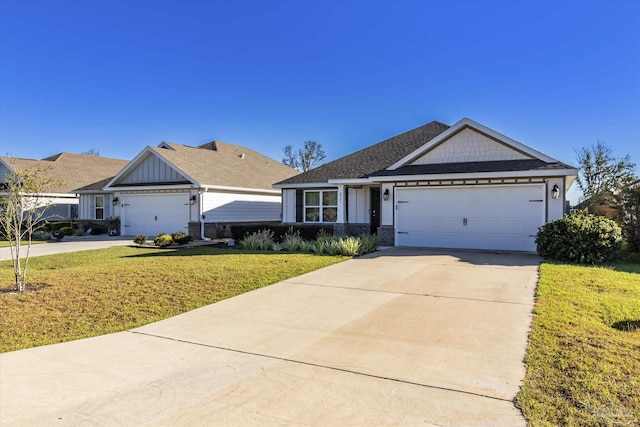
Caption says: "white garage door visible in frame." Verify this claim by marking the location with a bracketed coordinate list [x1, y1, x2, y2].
[395, 185, 545, 251]
[122, 193, 190, 236]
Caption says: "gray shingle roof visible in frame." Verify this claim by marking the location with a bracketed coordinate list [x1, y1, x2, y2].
[369, 159, 575, 177]
[275, 121, 451, 185]
[1, 153, 129, 194]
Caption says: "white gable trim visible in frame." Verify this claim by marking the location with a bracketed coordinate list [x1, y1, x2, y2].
[388, 118, 557, 170]
[104, 146, 198, 190]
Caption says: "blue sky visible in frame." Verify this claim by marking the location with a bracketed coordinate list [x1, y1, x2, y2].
[1, 0, 639, 202]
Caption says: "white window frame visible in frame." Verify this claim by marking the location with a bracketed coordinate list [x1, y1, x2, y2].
[95, 195, 104, 220]
[304, 190, 338, 223]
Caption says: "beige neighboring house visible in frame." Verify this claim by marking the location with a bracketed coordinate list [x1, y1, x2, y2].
[0, 153, 129, 221]
[76, 141, 298, 238]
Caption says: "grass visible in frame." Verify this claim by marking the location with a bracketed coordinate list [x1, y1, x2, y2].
[515, 259, 640, 425]
[0, 246, 346, 352]
[0, 240, 47, 248]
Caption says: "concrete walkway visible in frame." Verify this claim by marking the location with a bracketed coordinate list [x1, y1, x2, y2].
[0, 235, 133, 261]
[0, 248, 540, 426]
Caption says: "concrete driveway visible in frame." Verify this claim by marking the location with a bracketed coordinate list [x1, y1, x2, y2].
[0, 248, 539, 426]
[0, 235, 132, 261]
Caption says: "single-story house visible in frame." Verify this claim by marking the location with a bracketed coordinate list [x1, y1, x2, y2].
[0, 153, 129, 221]
[274, 118, 578, 252]
[76, 141, 298, 238]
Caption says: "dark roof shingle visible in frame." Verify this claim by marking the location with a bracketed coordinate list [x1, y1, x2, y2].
[275, 121, 450, 185]
[368, 159, 575, 177]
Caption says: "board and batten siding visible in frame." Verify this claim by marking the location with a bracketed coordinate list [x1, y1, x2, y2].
[281, 189, 296, 222]
[347, 187, 369, 223]
[202, 191, 282, 223]
[78, 194, 115, 220]
[120, 154, 187, 184]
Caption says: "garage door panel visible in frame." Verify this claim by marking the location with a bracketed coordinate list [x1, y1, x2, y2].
[122, 193, 189, 236]
[396, 185, 544, 251]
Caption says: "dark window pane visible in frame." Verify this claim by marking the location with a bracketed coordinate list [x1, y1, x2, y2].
[323, 207, 337, 222]
[305, 192, 319, 206]
[305, 208, 320, 222]
[323, 191, 337, 206]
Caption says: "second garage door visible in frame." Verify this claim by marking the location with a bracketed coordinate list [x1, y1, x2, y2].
[122, 193, 190, 236]
[395, 185, 545, 251]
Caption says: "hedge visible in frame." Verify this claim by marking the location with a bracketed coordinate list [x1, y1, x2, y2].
[230, 224, 334, 242]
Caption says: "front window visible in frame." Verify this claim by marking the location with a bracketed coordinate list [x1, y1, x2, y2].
[305, 190, 337, 223]
[95, 195, 104, 220]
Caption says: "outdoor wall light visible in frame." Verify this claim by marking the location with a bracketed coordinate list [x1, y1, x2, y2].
[189, 195, 197, 205]
[112, 197, 119, 206]
[551, 184, 560, 200]
[383, 188, 390, 201]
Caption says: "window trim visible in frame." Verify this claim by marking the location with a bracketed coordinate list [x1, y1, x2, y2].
[95, 195, 104, 220]
[303, 190, 338, 223]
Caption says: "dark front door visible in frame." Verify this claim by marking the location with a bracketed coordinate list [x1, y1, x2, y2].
[370, 187, 381, 234]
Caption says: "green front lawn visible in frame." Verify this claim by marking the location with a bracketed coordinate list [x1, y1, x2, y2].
[0, 246, 346, 352]
[516, 260, 640, 425]
[0, 239, 47, 248]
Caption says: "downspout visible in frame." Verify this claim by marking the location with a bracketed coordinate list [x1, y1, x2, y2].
[199, 189, 211, 241]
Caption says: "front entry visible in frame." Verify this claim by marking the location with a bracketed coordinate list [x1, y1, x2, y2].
[370, 187, 381, 234]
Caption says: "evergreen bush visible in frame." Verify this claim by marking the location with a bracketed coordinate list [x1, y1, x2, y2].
[536, 213, 622, 264]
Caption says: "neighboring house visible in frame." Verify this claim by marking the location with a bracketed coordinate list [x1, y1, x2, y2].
[0, 153, 129, 221]
[274, 118, 578, 252]
[76, 141, 298, 238]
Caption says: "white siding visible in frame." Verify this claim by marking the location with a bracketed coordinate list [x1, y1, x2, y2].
[547, 177, 566, 221]
[347, 187, 368, 223]
[78, 194, 116, 220]
[282, 189, 296, 223]
[411, 128, 530, 165]
[119, 154, 187, 184]
[202, 191, 282, 223]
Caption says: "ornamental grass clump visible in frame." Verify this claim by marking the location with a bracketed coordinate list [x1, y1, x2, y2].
[240, 229, 274, 251]
[536, 212, 622, 264]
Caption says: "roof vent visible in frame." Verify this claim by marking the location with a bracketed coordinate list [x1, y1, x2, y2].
[239, 153, 245, 159]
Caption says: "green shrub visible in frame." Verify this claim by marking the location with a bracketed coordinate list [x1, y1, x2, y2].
[87, 222, 107, 235]
[270, 242, 284, 251]
[32, 230, 52, 241]
[48, 221, 78, 232]
[283, 235, 304, 252]
[359, 234, 379, 254]
[133, 235, 147, 245]
[171, 231, 192, 245]
[59, 226, 74, 236]
[230, 224, 333, 242]
[153, 233, 173, 247]
[536, 213, 622, 264]
[240, 229, 273, 251]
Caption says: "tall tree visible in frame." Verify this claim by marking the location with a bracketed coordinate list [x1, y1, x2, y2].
[282, 141, 326, 172]
[0, 168, 53, 292]
[575, 141, 636, 208]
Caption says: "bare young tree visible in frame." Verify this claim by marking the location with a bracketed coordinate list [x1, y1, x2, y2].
[282, 141, 326, 172]
[0, 168, 53, 291]
[575, 141, 636, 208]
